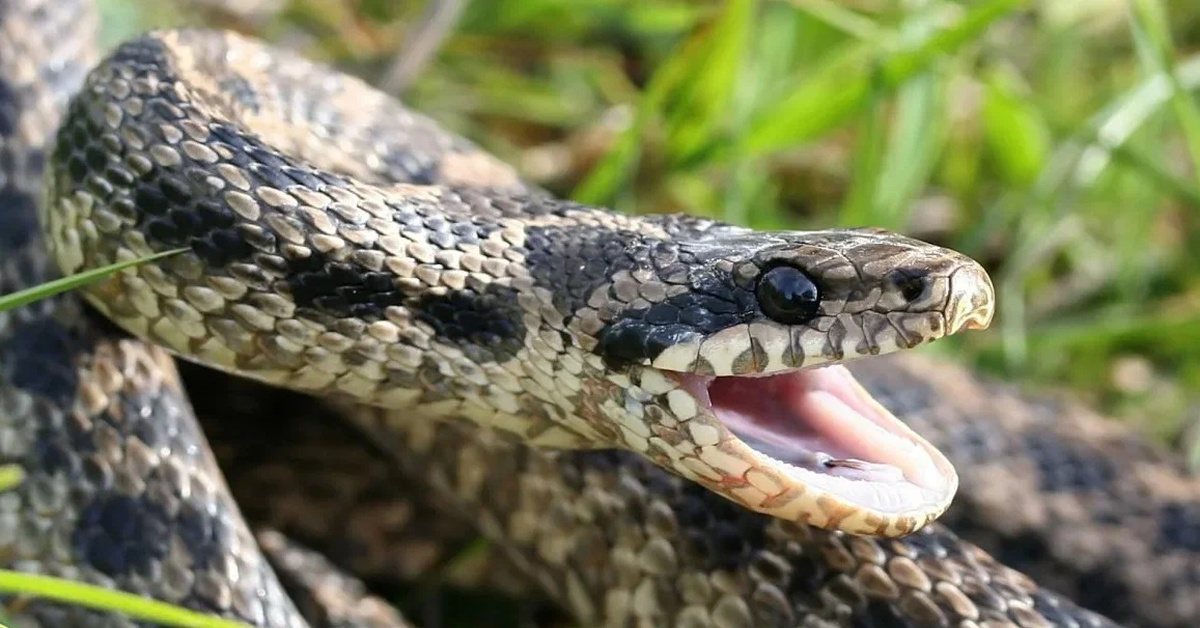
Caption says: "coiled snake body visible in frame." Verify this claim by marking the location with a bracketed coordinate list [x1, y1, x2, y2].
[1, 0, 1199, 627]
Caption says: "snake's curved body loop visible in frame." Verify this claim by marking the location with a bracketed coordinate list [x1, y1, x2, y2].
[40, 28, 995, 534]
[2, 1, 1199, 628]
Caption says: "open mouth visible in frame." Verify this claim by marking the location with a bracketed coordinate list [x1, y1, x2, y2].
[670, 364, 955, 528]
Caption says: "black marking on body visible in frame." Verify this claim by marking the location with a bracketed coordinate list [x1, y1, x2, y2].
[848, 601, 916, 628]
[378, 145, 441, 185]
[409, 286, 526, 363]
[1072, 565, 1136, 626]
[1156, 502, 1200, 552]
[287, 253, 407, 320]
[0, 187, 41, 264]
[67, 376, 240, 606]
[992, 530, 1054, 577]
[105, 35, 177, 73]
[0, 303, 83, 407]
[1023, 432, 1117, 493]
[287, 245, 527, 362]
[1030, 591, 1114, 628]
[74, 493, 172, 577]
[130, 122, 261, 266]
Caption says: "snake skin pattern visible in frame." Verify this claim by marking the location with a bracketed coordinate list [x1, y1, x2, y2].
[197, 355, 1200, 628]
[0, 1, 1195, 628]
[1, 3, 405, 625]
[192, 363, 1130, 628]
[39, 24, 996, 534]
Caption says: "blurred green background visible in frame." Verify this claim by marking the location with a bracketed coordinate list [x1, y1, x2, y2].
[98, 0, 1200, 462]
[88, 0, 1200, 624]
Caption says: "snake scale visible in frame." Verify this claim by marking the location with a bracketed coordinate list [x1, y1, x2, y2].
[1, 0, 1199, 626]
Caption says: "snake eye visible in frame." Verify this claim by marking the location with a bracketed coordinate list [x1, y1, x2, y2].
[756, 266, 820, 324]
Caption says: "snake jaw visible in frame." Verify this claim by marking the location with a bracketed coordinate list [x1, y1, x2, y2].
[662, 364, 958, 536]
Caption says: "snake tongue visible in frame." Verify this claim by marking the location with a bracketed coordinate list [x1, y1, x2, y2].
[699, 364, 952, 513]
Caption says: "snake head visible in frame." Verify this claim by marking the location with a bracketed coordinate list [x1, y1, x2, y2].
[578, 225, 994, 536]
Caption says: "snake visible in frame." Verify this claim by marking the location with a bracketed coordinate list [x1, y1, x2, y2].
[1, 0, 1197, 626]
[37, 21, 1001, 537]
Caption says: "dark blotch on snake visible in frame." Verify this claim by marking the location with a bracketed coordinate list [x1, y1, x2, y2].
[523, 224, 641, 315]
[285, 248, 527, 362]
[993, 530, 1054, 576]
[848, 601, 911, 628]
[1031, 591, 1113, 628]
[0, 76, 17, 135]
[1156, 502, 1200, 553]
[287, 252, 407, 320]
[1074, 566, 1136, 626]
[0, 306, 84, 407]
[1023, 432, 1117, 493]
[0, 187, 39, 251]
[378, 146, 441, 184]
[74, 494, 171, 578]
[408, 285, 527, 363]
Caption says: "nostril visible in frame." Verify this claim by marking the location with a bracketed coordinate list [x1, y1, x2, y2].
[888, 268, 928, 303]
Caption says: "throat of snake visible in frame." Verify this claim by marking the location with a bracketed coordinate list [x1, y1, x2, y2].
[674, 365, 952, 514]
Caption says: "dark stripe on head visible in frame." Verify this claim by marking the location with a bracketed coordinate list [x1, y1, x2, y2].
[522, 224, 642, 315]
[523, 223, 766, 367]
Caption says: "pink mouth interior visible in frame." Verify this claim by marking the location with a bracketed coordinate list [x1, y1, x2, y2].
[674, 365, 949, 512]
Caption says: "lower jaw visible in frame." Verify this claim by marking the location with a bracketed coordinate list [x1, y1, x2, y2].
[661, 363, 957, 522]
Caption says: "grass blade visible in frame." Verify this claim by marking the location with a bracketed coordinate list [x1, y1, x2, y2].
[0, 249, 187, 313]
[870, 3, 948, 229]
[0, 571, 254, 628]
[1128, 0, 1200, 196]
[741, 0, 1031, 156]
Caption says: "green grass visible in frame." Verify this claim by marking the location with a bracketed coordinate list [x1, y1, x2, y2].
[7, 0, 1200, 625]
[0, 249, 187, 312]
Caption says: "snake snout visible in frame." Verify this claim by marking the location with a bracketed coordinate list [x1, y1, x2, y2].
[945, 260, 995, 335]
